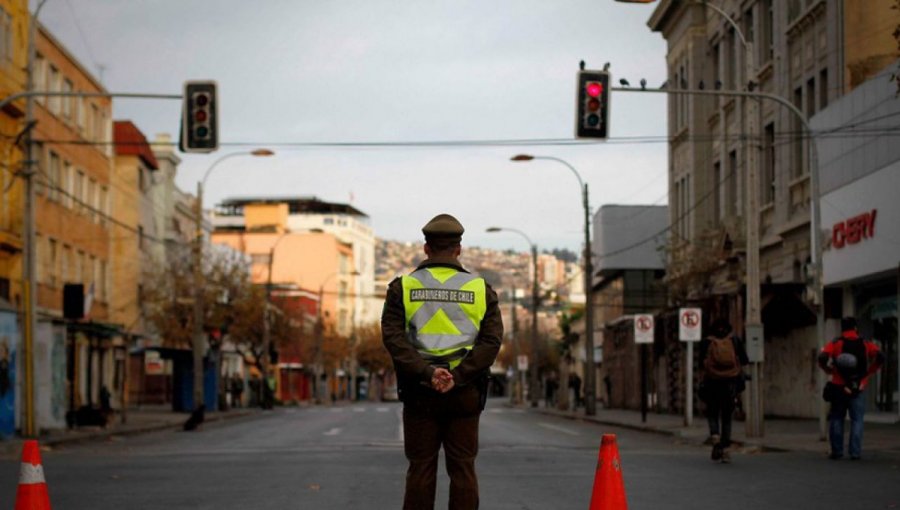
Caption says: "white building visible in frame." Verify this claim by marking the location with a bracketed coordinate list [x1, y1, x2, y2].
[213, 196, 378, 327]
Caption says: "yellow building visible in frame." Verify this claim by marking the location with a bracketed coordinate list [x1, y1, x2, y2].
[0, 0, 29, 305]
[31, 24, 116, 429]
[110, 120, 160, 340]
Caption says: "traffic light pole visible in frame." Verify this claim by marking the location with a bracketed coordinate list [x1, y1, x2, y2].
[612, 85, 825, 438]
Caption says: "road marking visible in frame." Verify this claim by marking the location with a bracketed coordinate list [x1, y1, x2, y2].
[323, 428, 342, 436]
[537, 422, 580, 436]
[376, 407, 389, 413]
[353, 407, 366, 413]
[396, 408, 404, 442]
[330, 408, 343, 413]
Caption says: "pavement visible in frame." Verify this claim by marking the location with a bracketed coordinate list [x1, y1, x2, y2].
[523, 400, 900, 456]
[0, 405, 260, 458]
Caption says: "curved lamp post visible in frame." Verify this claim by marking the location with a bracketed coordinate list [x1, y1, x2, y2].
[487, 227, 540, 407]
[192, 148, 274, 413]
[511, 154, 597, 416]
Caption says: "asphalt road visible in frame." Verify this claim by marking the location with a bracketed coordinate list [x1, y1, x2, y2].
[2, 398, 899, 509]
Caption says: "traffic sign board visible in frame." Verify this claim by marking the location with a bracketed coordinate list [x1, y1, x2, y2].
[634, 314, 654, 344]
[679, 308, 702, 342]
[517, 355, 529, 371]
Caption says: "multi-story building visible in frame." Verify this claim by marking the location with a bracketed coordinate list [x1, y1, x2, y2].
[648, 0, 898, 417]
[814, 63, 899, 416]
[214, 196, 377, 327]
[110, 121, 160, 342]
[32, 24, 116, 428]
[0, 0, 28, 439]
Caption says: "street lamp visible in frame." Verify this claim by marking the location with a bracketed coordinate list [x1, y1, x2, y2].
[511, 154, 597, 416]
[262, 231, 291, 406]
[192, 148, 274, 414]
[314, 268, 361, 404]
[487, 226, 540, 408]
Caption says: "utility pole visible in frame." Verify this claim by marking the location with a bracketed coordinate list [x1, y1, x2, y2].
[510, 288, 520, 404]
[530, 244, 540, 408]
[192, 182, 205, 412]
[20, 0, 49, 438]
[583, 182, 596, 416]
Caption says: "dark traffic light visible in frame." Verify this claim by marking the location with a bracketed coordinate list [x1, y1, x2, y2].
[576, 70, 610, 139]
[180, 81, 218, 153]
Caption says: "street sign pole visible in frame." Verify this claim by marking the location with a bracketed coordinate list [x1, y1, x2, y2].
[679, 308, 702, 427]
[634, 314, 655, 424]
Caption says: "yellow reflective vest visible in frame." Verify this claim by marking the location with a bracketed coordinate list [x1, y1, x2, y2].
[401, 266, 487, 369]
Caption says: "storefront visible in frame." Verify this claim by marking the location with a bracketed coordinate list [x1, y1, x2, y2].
[815, 63, 900, 416]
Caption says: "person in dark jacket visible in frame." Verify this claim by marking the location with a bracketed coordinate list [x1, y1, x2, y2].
[818, 317, 884, 460]
[382, 214, 503, 510]
[699, 318, 749, 463]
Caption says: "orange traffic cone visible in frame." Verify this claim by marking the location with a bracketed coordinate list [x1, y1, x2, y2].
[588, 434, 627, 510]
[15, 440, 51, 510]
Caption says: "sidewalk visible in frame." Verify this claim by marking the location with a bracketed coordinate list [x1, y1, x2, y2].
[0, 405, 260, 458]
[520, 401, 900, 456]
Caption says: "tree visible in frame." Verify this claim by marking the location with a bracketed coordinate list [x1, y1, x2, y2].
[355, 323, 392, 374]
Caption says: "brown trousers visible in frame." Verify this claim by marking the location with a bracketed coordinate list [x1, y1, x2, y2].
[402, 384, 482, 510]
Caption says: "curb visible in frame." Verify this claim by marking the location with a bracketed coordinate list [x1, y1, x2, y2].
[1, 409, 262, 456]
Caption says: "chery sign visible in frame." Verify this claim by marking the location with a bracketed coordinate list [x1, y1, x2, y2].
[822, 163, 899, 286]
[832, 209, 876, 250]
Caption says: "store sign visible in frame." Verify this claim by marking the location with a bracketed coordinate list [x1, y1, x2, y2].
[832, 209, 876, 250]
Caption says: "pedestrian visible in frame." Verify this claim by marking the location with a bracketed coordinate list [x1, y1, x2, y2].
[569, 372, 582, 409]
[698, 318, 748, 463]
[818, 317, 885, 460]
[381, 213, 503, 510]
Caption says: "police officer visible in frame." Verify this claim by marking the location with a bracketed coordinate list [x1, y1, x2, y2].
[381, 213, 503, 510]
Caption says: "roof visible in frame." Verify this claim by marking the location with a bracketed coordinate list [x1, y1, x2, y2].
[113, 121, 159, 170]
[219, 196, 368, 218]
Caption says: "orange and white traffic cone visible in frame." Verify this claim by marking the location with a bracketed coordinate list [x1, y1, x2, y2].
[588, 434, 627, 510]
[14, 440, 52, 510]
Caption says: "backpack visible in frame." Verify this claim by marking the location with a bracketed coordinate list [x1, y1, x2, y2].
[705, 336, 741, 379]
[834, 337, 868, 383]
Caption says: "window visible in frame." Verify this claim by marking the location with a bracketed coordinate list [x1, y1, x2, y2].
[34, 56, 46, 104]
[87, 179, 96, 221]
[90, 104, 100, 141]
[48, 152, 61, 202]
[138, 167, 146, 192]
[793, 87, 804, 177]
[728, 150, 738, 216]
[99, 186, 108, 225]
[743, 7, 754, 44]
[62, 79, 74, 120]
[75, 170, 85, 214]
[99, 260, 108, 301]
[806, 78, 816, 116]
[761, 0, 774, 64]
[819, 69, 828, 110]
[74, 250, 84, 283]
[712, 43, 720, 89]
[48, 238, 58, 287]
[63, 162, 73, 208]
[250, 253, 271, 266]
[48, 65, 61, 114]
[727, 28, 737, 89]
[62, 245, 71, 283]
[323, 217, 334, 225]
[713, 161, 722, 224]
[763, 123, 775, 204]
[138, 226, 145, 250]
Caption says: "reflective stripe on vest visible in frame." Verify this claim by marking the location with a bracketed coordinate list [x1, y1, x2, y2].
[401, 267, 487, 369]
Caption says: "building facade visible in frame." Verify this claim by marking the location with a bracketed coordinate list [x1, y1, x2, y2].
[32, 24, 116, 429]
[648, 0, 898, 417]
[814, 63, 900, 416]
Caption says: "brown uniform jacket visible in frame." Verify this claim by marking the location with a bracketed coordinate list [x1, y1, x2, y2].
[381, 255, 503, 395]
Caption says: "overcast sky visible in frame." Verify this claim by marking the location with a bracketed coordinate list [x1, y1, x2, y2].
[39, 0, 669, 253]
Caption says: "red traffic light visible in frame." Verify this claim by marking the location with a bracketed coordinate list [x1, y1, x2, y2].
[586, 82, 603, 97]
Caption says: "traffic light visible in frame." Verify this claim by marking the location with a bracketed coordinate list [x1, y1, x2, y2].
[180, 80, 218, 153]
[576, 70, 610, 139]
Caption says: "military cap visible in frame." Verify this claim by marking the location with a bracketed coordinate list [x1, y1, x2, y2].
[422, 213, 465, 243]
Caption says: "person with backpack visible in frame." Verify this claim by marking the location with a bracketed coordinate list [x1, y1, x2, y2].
[699, 318, 749, 463]
[818, 317, 884, 460]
